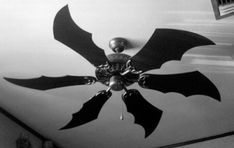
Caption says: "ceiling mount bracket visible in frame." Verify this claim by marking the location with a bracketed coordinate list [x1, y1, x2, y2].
[109, 37, 128, 53]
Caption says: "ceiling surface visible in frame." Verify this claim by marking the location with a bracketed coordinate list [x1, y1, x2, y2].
[0, 0, 234, 148]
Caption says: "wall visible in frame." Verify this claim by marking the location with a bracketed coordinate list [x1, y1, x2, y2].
[0, 112, 42, 148]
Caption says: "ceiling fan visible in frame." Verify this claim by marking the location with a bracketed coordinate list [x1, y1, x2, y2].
[4, 5, 221, 138]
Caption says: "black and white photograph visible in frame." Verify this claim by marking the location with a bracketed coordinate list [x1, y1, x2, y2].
[0, 0, 234, 147]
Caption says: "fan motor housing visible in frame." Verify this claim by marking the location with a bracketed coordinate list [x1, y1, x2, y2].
[95, 53, 134, 91]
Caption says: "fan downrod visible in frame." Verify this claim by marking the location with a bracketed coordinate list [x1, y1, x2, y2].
[109, 37, 128, 53]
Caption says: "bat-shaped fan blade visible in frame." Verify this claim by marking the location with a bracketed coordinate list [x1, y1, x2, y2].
[131, 29, 215, 72]
[4, 76, 96, 90]
[122, 89, 162, 138]
[53, 5, 108, 67]
[138, 71, 220, 101]
[60, 90, 112, 129]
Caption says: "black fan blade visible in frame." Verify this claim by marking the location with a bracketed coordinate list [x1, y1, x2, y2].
[53, 5, 108, 67]
[60, 90, 112, 129]
[131, 29, 215, 72]
[138, 71, 220, 101]
[4, 76, 97, 90]
[122, 89, 162, 138]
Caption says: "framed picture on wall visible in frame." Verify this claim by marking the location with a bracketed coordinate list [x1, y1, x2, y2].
[16, 135, 31, 148]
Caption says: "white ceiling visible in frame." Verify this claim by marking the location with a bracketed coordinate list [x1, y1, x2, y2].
[0, 0, 234, 148]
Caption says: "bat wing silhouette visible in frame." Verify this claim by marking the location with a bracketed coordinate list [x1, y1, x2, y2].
[122, 89, 162, 138]
[130, 28, 215, 72]
[4, 76, 97, 90]
[53, 5, 108, 67]
[138, 71, 220, 101]
[61, 90, 112, 129]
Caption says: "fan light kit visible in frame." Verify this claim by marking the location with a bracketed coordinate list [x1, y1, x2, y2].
[4, 5, 221, 138]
